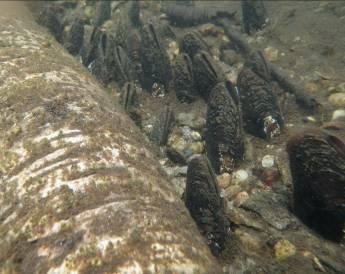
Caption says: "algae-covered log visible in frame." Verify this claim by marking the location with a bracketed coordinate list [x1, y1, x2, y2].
[0, 2, 221, 273]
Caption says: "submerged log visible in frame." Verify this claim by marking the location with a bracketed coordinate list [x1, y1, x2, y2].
[0, 2, 221, 273]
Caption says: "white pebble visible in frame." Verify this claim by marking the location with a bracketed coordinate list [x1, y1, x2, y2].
[332, 109, 345, 121]
[233, 169, 248, 183]
[262, 155, 275, 168]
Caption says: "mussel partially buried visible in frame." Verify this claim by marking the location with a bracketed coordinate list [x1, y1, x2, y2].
[193, 51, 225, 99]
[237, 51, 283, 139]
[174, 53, 196, 103]
[180, 30, 210, 58]
[206, 81, 244, 174]
[140, 22, 172, 94]
[287, 124, 345, 242]
[184, 155, 230, 255]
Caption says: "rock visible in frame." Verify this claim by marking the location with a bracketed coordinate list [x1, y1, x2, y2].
[332, 109, 345, 121]
[263, 46, 279, 62]
[232, 169, 249, 183]
[234, 229, 262, 252]
[261, 155, 275, 168]
[304, 82, 318, 94]
[302, 116, 317, 123]
[225, 185, 241, 199]
[328, 93, 345, 107]
[274, 239, 296, 260]
[233, 191, 249, 207]
[217, 173, 232, 189]
[190, 141, 204, 154]
[336, 82, 345, 93]
[191, 131, 202, 141]
[177, 113, 206, 129]
[166, 41, 179, 63]
[259, 167, 280, 187]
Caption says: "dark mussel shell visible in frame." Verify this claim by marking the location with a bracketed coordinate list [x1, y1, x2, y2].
[185, 155, 230, 255]
[140, 23, 172, 92]
[174, 53, 196, 103]
[81, 27, 102, 67]
[181, 30, 209, 58]
[193, 51, 225, 99]
[64, 18, 84, 56]
[120, 82, 138, 111]
[37, 5, 64, 43]
[92, 31, 112, 84]
[111, 44, 135, 86]
[149, 106, 175, 146]
[287, 127, 345, 242]
[206, 81, 244, 174]
[237, 51, 283, 139]
[128, 0, 141, 28]
[92, 0, 111, 28]
[242, 0, 267, 35]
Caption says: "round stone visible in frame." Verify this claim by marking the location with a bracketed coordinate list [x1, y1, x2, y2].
[262, 155, 275, 168]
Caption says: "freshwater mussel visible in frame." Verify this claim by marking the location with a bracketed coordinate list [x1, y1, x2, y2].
[237, 51, 283, 139]
[184, 155, 230, 255]
[140, 22, 172, 95]
[149, 106, 175, 146]
[63, 18, 84, 56]
[206, 81, 244, 174]
[180, 30, 209, 58]
[193, 50, 226, 99]
[174, 53, 196, 103]
[120, 82, 138, 111]
[287, 123, 345, 242]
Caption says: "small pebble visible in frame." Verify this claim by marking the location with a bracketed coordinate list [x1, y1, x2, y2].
[302, 116, 317, 123]
[328, 93, 345, 107]
[233, 191, 249, 207]
[263, 46, 279, 62]
[232, 169, 249, 183]
[261, 155, 275, 168]
[224, 185, 241, 199]
[304, 82, 318, 93]
[332, 109, 345, 121]
[274, 239, 296, 260]
[217, 173, 232, 189]
[190, 142, 204, 154]
[191, 131, 202, 141]
[336, 82, 345, 93]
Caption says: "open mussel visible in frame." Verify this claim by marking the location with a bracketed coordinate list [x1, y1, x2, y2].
[287, 124, 345, 242]
[206, 81, 244, 174]
[112, 44, 135, 86]
[140, 22, 172, 94]
[237, 51, 283, 139]
[193, 51, 225, 99]
[184, 155, 230, 255]
[120, 82, 138, 111]
[174, 53, 196, 103]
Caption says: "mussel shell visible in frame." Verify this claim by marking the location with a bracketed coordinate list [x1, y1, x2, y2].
[185, 155, 229, 255]
[174, 53, 196, 103]
[149, 106, 175, 146]
[206, 81, 244, 174]
[287, 128, 345, 241]
[120, 82, 138, 111]
[193, 51, 225, 99]
[92, 1, 111, 28]
[64, 19, 84, 56]
[242, 0, 267, 34]
[181, 30, 209, 58]
[140, 23, 172, 90]
[237, 64, 283, 139]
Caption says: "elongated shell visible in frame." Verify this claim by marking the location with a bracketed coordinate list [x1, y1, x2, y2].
[174, 53, 196, 103]
[185, 155, 230, 255]
[237, 52, 283, 139]
[206, 81, 244, 174]
[193, 51, 225, 99]
[181, 30, 209, 58]
[149, 106, 175, 146]
[287, 126, 345, 242]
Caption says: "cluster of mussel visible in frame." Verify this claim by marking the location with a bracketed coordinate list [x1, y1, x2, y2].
[35, 0, 345, 256]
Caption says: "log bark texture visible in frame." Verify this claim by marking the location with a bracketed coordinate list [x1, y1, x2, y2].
[0, 2, 221, 273]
